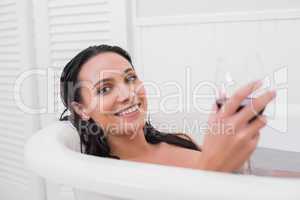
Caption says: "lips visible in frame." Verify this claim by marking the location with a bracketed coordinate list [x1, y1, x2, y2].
[114, 103, 141, 116]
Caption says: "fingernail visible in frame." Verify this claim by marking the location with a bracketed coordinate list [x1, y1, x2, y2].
[261, 116, 267, 123]
[270, 89, 277, 97]
[253, 80, 263, 88]
[256, 80, 263, 86]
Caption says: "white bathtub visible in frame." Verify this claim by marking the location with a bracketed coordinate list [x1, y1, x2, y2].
[25, 110, 300, 200]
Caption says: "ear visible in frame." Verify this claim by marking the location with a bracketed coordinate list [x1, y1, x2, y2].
[70, 101, 90, 120]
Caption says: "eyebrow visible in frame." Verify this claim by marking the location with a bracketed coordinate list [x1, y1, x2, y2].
[93, 67, 134, 88]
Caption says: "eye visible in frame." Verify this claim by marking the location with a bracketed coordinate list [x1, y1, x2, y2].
[126, 74, 137, 83]
[97, 86, 112, 95]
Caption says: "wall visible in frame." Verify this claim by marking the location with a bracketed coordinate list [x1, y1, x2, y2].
[131, 0, 300, 152]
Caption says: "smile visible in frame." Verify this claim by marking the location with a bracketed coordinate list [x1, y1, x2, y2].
[114, 103, 141, 117]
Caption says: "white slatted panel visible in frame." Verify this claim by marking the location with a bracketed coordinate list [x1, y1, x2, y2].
[48, 0, 112, 119]
[0, 0, 31, 191]
[0, 1, 43, 200]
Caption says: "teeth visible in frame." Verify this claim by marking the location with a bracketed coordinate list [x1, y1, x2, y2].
[118, 105, 139, 116]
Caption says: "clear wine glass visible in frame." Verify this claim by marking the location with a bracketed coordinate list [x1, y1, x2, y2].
[214, 56, 256, 175]
[241, 51, 268, 174]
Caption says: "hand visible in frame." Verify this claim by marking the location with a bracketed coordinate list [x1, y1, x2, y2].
[198, 80, 276, 172]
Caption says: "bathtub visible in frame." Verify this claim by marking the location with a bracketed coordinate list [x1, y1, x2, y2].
[25, 110, 300, 200]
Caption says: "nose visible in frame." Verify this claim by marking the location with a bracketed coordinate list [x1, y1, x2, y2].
[116, 83, 134, 103]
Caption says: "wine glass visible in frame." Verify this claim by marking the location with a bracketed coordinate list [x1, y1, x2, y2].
[214, 56, 257, 175]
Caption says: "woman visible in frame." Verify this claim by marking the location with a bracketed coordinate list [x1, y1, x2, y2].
[59, 44, 276, 172]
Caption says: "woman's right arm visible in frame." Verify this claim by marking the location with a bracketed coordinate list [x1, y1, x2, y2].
[196, 80, 276, 172]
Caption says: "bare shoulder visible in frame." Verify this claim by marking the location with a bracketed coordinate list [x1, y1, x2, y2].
[161, 133, 202, 169]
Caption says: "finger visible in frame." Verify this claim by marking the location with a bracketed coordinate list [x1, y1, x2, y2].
[219, 80, 262, 118]
[217, 87, 227, 99]
[233, 132, 261, 171]
[208, 103, 218, 122]
[234, 90, 276, 125]
[251, 131, 261, 142]
[246, 131, 260, 156]
[241, 116, 267, 140]
[212, 102, 218, 112]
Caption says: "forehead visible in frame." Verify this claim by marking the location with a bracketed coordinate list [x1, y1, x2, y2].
[78, 52, 132, 83]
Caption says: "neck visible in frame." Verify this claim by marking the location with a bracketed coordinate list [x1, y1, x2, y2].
[106, 127, 154, 159]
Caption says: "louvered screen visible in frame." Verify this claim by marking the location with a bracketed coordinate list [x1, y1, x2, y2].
[47, 0, 111, 116]
[0, 0, 32, 198]
[36, 1, 120, 199]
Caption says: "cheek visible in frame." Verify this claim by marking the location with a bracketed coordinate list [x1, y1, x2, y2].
[135, 80, 146, 97]
[89, 95, 116, 124]
[80, 87, 93, 106]
[81, 88, 113, 113]
[137, 85, 146, 96]
[136, 84, 147, 109]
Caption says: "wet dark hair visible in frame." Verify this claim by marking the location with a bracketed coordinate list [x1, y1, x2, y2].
[59, 44, 200, 159]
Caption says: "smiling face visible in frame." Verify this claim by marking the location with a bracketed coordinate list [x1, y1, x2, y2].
[72, 52, 147, 137]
